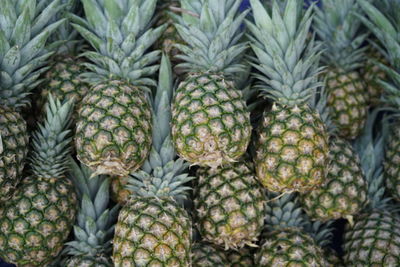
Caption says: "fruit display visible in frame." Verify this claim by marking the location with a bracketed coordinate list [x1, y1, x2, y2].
[1, 0, 400, 266]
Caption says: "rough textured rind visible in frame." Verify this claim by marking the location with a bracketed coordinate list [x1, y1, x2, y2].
[0, 177, 77, 266]
[40, 56, 89, 115]
[192, 243, 228, 267]
[65, 255, 112, 267]
[326, 69, 368, 140]
[384, 122, 400, 201]
[256, 228, 328, 267]
[0, 106, 29, 201]
[255, 104, 329, 193]
[75, 80, 152, 177]
[300, 136, 368, 221]
[343, 210, 400, 266]
[112, 197, 192, 266]
[172, 73, 251, 168]
[195, 162, 266, 249]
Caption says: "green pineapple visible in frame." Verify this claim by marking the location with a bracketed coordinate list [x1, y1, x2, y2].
[70, 0, 165, 177]
[171, 0, 252, 168]
[314, 0, 369, 140]
[256, 193, 328, 266]
[343, 108, 400, 265]
[195, 161, 266, 249]
[39, 0, 89, 114]
[63, 160, 118, 266]
[356, 0, 400, 202]
[192, 242, 229, 267]
[247, 0, 329, 193]
[0, 96, 77, 266]
[0, 0, 65, 201]
[300, 87, 368, 221]
[112, 55, 193, 266]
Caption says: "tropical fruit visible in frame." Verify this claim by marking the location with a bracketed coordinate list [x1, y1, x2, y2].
[247, 0, 329, 193]
[70, 0, 166, 176]
[171, 0, 252, 167]
[0, 96, 77, 266]
[112, 55, 193, 266]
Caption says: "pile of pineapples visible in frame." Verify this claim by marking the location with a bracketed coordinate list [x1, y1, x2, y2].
[0, 0, 400, 266]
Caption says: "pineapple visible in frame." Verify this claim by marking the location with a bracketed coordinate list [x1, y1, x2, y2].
[256, 193, 328, 266]
[300, 87, 368, 221]
[313, 0, 369, 140]
[226, 247, 254, 267]
[357, 0, 400, 202]
[112, 55, 193, 266]
[110, 175, 130, 205]
[0, 0, 65, 201]
[64, 160, 118, 267]
[195, 161, 266, 249]
[343, 108, 400, 265]
[0, 96, 77, 266]
[247, 0, 329, 193]
[192, 242, 228, 267]
[39, 0, 89, 115]
[171, 0, 252, 168]
[70, 0, 166, 177]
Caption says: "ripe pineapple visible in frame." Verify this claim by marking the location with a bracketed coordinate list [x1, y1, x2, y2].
[300, 87, 368, 221]
[195, 161, 266, 249]
[70, 0, 166, 177]
[314, 0, 368, 140]
[39, 0, 89, 115]
[112, 55, 193, 266]
[343, 110, 400, 265]
[0, 0, 65, 201]
[192, 242, 228, 267]
[256, 193, 328, 266]
[357, 0, 400, 202]
[171, 0, 252, 168]
[0, 96, 77, 266]
[247, 0, 329, 193]
[64, 160, 118, 267]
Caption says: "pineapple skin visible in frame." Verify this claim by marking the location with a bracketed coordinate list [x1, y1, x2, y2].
[192, 243, 228, 267]
[110, 176, 131, 205]
[255, 103, 329, 193]
[40, 55, 89, 114]
[172, 73, 251, 168]
[0, 177, 77, 266]
[0, 106, 29, 201]
[75, 80, 152, 177]
[300, 136, 368, 221]
[343, 210, 400, 266]
[326, 69, 368, 140]
[256, 228, 328, 267]
[384, 122, 400, 201]
[362, 48, 387, 107]
[112, 197, 192, 266]
[195, 162, 266, 249]
[226, 247, 254, 267]
[66, 255, 112, 267]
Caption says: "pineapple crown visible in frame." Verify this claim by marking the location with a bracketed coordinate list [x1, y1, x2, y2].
[30, 95, 73, 179]
[65, 159, 118, 259]
[309, 86, 337, 135]
[126, 54, 194, 203]
[313, 0, 368, 71]
[354, 110, 392, 211]
[70, 0, 166, 87]
[173, 0, 249, 76]
[0, 0, 67, 108]
[357, 0, 400, 112]
[247, 0, 324, 106]
[264, 192, 306, 231]
[303, 219, 335, 248]
[48, 0, 84, 55]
